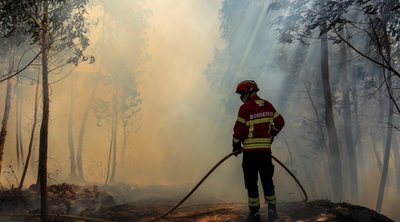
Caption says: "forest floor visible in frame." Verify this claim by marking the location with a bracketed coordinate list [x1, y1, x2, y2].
[0, 183, 395, 222]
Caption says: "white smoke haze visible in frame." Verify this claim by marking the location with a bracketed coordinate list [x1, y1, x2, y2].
[0, 0, 399, 221]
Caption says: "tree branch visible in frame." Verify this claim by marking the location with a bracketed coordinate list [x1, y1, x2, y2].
[332, 26, 399, 78]
[0, 48, 44, 83]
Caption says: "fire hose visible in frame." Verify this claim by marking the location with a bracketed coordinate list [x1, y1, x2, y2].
[149, 150, 308, 221]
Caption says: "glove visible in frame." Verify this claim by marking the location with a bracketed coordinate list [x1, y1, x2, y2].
[232, 141, 242, 156]
[270, 128, 279, 144]
[270, 128, 279, 137]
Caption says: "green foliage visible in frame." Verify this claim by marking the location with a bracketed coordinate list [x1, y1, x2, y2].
[0, 0, 93, 66]
[272, 0, 400, 47]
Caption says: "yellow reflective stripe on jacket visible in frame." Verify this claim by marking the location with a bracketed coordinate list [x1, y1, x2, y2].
[248, 124, 254, 138]
[245, 117, 273, 126]
[244, 138, 272, 144]
[243, 138, 272, 149]
[269, 112, 280, 133]
[246, 117, 273, 138]
[243, 144, 271, 149]
[241, 112, 279, 140]
[237, 116, 246, 124]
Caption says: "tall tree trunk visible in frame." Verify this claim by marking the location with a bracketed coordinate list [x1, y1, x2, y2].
[0, 72, 13, 181]
[31, 68, 40, 176]
[105, 92, 117, 185]
[371, 130, 383, 171]
[16, 75, 24, 171]
[68, 76, 77, 180]
[393, 135, 400, 189]
[376, 70, 394, 212]
[339, 29, 358, 202]
[38, 1, 49, 220]
[76, 75, 100, 181]
[320, 25, 343, 200]
[121, 92, 128, 169]
[121, 121, 127, 169]
[19, 74, 40, 190]
[109, 92, 118, 184]
[352, 66, 363, 176]
[104, 128, 113, 185]
[372, 43, 385, 176]
[376, 30, 394, 213]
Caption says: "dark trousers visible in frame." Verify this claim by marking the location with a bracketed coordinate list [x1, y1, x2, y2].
[242, 150, 275, 211]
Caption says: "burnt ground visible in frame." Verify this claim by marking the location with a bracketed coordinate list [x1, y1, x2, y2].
[100, 200, 395, 222]
[0, 183, 395, 222]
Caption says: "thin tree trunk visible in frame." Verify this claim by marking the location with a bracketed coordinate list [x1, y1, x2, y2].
[352, 66, 363, 178]
[19, 74, 40, 190]
[0, 73, 13, 181]
[104, 131, 113, 186]
[121, 93, 127, 169]
[372, 43, 385, 176]
[376, 30, 394, 212]
[376, 71, 394, 212]
[121, 122, 127, 169]
[340, 29, 358, 202]
[320, 25, 343, 200]
[68, 75, 77, 180]
[31, 69, 40, 175]
[371, 130, 383, 171]
[109, 92, 118, 184]
[104, 93, 117, 186]
[16, 75, 22, 170]
[393, 135, 400, 189]
[38, 1, 49, 220]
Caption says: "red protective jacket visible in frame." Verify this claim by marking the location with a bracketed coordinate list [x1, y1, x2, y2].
[233, 95, 285, 151]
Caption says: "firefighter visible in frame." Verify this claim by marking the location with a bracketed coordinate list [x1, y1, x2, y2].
[232, 80, 285, 221]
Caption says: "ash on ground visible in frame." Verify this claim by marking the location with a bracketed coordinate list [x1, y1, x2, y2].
[0, 183, 395, 222]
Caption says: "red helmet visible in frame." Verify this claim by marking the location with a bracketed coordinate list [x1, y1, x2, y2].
[235, 80, 259, 94]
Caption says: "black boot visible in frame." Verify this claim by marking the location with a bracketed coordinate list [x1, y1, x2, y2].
[268, 204, 278, 221]
[247, 207, 261, 221]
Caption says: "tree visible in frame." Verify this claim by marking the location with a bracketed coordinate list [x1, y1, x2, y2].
[278, 0, 400, 114]
[19, 67, 40, 190]
[319, 15, 343, 199]
[0, 59, 13, 181]
[271, 0, 400, 205]
[269, 0, 346, 199]
[339, 28, 358, 201]
[0, 1, 92, 221]
[15, 74, 24, 170]
[67, 74, 78, 180]
[76, 73, 99, 181]
[88, 0, 145, 184]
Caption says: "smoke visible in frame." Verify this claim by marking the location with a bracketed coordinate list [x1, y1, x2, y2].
[1, 0, 399, 221]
